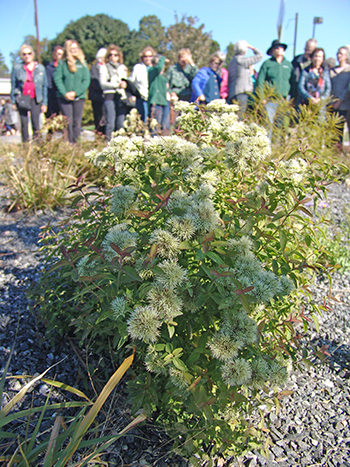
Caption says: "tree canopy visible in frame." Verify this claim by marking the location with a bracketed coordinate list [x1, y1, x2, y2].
[0, 51, 9, 78]
[42, 14, 130, 65]
[12, 13, 223, 71]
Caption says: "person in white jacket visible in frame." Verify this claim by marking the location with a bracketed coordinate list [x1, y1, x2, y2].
[99, 44, 128, 140]
[130, 46, 155, 122]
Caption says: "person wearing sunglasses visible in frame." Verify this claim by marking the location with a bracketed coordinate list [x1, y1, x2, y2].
[53, 40, 90, 144]
[99, 44, 128, 140]
[10, 44, 48, 143]
[130, 46, 156, 122]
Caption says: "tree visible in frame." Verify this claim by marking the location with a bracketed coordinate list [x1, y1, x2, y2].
[225, 42, 235, 68]
[9, 35, 49, 66]
[165, 15, 218, 68]
[0, 51, 9, 77]
[42, 14, 130, 65]
[123, 15, 167, 69]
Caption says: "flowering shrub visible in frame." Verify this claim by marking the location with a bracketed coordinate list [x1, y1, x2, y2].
[36, 100, 339, 461]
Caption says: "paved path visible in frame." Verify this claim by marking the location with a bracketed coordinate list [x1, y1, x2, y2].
[0, 129, 96, 144]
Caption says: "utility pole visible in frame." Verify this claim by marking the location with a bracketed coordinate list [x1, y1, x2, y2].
[34, 0, 41, 63]
[293, 13, 298, 58]
[312, 17, 323, 39]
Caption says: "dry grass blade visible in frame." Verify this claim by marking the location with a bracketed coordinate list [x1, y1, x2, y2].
[0, 367, 52, 419]
[42, 415, 64, 466]
[56, 353, 134, 467]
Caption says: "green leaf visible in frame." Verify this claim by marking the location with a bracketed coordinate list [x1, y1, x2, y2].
[279, 230, 287, 252]
[173, 357, 188, 372]
[167, 324, 175, 338]
[206, 251, 223, 264]
[179, 241, 192, 250]
[122, 266, 142, 282]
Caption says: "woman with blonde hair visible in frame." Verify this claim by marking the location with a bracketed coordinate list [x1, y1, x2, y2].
[10, 43, 48, 142]
[99, 44, 128, 140]
[130, 45, 156, 122]
[53, 40, 90, 143]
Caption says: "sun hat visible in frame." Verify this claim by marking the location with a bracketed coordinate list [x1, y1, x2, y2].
[267, 39, 287, 56]
[96, 48, 107, 60]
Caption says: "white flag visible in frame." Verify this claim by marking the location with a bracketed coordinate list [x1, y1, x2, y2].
[277, 0, 286, 40]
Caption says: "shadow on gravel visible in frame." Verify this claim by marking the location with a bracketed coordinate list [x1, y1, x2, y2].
[311, 337, 350, 378]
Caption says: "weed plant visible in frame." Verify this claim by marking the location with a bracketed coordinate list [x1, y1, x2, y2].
[33, 100, 345, 462]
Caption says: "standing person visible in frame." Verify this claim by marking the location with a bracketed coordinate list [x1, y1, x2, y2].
[89, 47, 106, 133]
[53, 40, 90, 144]
[291, 38, 317, 105]
[330, 47, 350, 145]
[298, 48, 331, 106]
[228, 40, 263, 119]
[130, 46, 155, 122]
[213, 51, 229, 100]
[46, 45, 64, 118]
[10, 44, 48, 143]
[190, 53, 223, 104]
[99, 45, 128, 141]
[148, 55, 170, 133]
[4, 98, 18, 135]
[167, 49, 198, 102]
[256, 39, 293, 132]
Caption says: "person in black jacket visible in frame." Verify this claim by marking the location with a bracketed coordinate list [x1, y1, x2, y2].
[46, 46, 64, 118]
[89, 48, 106, 134]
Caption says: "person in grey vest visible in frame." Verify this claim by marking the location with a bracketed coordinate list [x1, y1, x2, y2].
[228, 40, 263, 119]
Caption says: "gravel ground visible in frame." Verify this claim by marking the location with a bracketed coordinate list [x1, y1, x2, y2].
[1, 182, 350, 466]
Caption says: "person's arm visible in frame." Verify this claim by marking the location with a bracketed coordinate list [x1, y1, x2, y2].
[99, 64, 116, 91]
[322, 70, 331, 99]
[236, 48, 263, 68]
[191, 68, 208, 101]
[10, 66, 17, 104]
[148, 56, 166, 82]
[298, 70, 312, 101]
[42, 66, 48, 106]
[53, 61, 67, 97]
[256, 62, 267, 94]
[75, 63, 91, 97]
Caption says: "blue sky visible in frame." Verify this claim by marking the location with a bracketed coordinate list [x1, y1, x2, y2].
[1, 0, 349, 69]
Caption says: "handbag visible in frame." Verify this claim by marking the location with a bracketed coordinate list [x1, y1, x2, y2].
[16, 94, 31, 111]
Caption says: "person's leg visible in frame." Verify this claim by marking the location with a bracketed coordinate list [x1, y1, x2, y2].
[234, 94, 248, 120]
[72, 99, 85, 143]
[265, 102, 278, 139]
[150, 104, 163, 135]
[19, 108, 29, 143]
[136, 97, 145, 121]
[116, 102, 127, 131]
[30, 98, 41, 140]
[161, 103, 170, 134]
[58, 98, 73, 142]
[104, 98, 116, 141]
[92, 100, 103, 131]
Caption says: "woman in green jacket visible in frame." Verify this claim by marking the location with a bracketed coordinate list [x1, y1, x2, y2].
[53, 40, 90, 143]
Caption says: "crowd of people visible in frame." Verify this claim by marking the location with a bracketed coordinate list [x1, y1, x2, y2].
[6, 37, 350, 144]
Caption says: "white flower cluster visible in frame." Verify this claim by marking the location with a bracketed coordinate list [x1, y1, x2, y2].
[221, 356, 288, 388]
[77, 256, 97, 278]
[127, 259, 186, 342]
[279, 157, 308, 186]
[167, 187, 220, 238]
[226, 236, 294, 302]
[102, 223, 138, 262]
[110, 185, 138, 219]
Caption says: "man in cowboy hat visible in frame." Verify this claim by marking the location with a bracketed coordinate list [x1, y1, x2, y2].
[256, 39, 293, 136]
